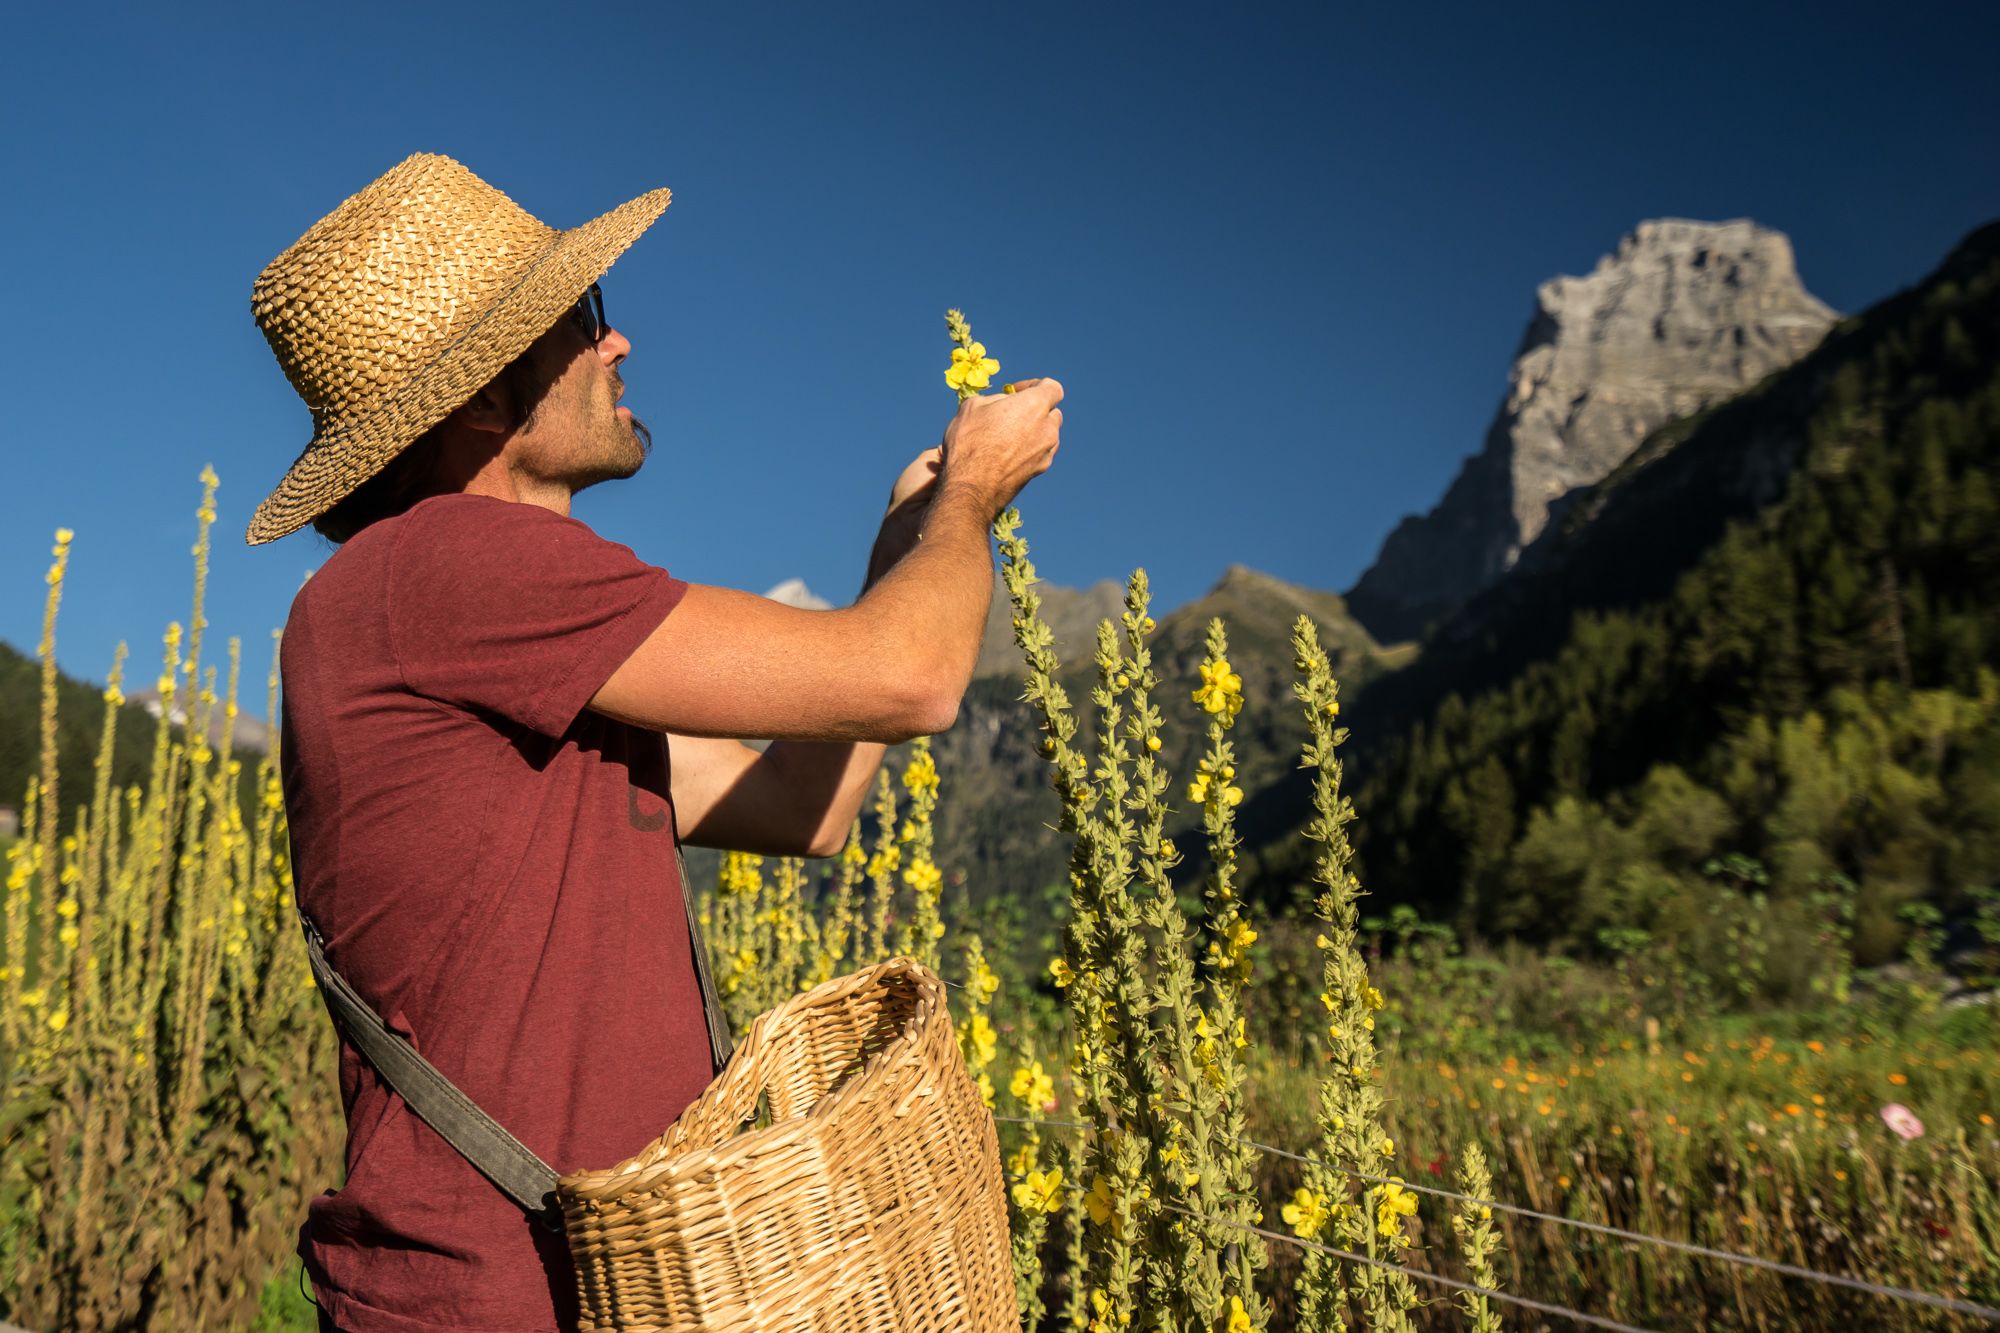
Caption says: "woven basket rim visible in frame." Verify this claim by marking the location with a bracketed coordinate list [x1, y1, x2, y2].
[558, 955, 945, 1205]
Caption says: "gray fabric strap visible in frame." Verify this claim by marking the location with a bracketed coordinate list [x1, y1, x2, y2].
[677, 845, 736, 1071]
[297, 842, 735, 1226]
[298, 911, 564, 1225]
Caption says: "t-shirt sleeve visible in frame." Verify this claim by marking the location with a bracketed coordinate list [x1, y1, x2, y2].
[387, 496, 687, 737]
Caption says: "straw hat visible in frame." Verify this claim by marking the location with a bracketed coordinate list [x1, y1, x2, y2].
[245, 152, 670, 545]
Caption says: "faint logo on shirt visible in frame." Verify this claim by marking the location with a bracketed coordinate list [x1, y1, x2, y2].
[628, 785, 669, 833]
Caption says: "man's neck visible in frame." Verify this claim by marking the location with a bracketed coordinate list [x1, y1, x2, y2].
[450, 463, 574, 520]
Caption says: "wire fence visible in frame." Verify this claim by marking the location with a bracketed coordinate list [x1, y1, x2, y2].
[995, 1113, 2000, 1328]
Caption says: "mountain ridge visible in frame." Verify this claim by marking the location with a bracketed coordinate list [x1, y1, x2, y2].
[1346, 217, 1837, 642]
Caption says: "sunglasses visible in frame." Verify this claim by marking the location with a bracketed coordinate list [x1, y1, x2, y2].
[568, 282, 607, 344]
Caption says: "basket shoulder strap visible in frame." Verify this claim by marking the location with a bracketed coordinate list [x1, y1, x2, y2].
[299, 914, 563, 1226]
[676, 845, 735, 1073]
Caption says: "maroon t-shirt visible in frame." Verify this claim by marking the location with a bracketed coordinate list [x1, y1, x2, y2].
[280, 493, 714, 1332]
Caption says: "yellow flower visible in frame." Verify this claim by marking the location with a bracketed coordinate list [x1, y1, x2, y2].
[1363, 985, 1386, 1011]
[1226, 1296, 1251, 1333]
[47, 1007, 70, 1033]
[1007, 1141, 1037, 1177]
[1282, 1186, 1332, 1239]
[1226, 919, 1258, 956]
[1374, 1180, 1418, 1238]
[902, 751, 941, 796]
[1011, 1165, 1065, 1215]
[1192, 656, 1245, 724]
[963, 1013, 998, 1067]
[903, 860, 943, 894]
[1083, 1175, 1115, 1227]
[1049, 956, 1075, 988]
[1086, 1288, 1131, 1331]
[1010, 1060, 1056, 1109]
[1187, 774, 1211, 804]
[945, 342, 1001, 394]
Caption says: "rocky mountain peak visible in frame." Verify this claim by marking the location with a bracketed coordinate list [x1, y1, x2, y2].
[1345, 218, 1837, 643]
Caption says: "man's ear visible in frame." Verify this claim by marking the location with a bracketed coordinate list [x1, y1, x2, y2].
[453, 378, 517, 436]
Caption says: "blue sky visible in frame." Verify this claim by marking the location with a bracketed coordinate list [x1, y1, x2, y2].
[3, 1, 1995, 711]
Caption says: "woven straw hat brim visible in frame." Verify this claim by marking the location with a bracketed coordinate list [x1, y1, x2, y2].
[245, 186, 669, 545]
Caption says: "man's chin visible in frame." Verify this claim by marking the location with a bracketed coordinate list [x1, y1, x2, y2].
[572, 417, 651, 492]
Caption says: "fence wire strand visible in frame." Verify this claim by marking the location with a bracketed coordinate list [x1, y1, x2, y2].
[998, 1164, 1659, 1333]
[996, 1114, 2000, 1325]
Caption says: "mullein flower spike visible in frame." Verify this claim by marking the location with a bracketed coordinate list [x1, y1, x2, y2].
[1290, 617, 1420, 1331]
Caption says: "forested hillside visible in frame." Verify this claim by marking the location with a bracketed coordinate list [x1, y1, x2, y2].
[1278, 221, 2000, 963]
[0, 641, 158, 832]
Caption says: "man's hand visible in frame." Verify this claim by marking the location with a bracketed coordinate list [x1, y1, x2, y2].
[938, 377, 1064, 519]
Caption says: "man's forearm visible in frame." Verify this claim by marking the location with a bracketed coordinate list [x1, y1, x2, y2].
[742, 496, 979, 856]
[851, 481, 997, 710]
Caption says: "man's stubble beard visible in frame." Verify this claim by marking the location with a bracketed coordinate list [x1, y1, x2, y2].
[564, 405, 652, 495]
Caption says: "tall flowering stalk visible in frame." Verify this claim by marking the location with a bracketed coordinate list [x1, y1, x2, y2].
[1183, 620, 1269, 1328]
[1450, 1144, 1505, 1332]
[898, 739, 945, 970]
[1289, 617, 1419, 1331]
[1, 474, 339, 1327]
[1, 525, 72, 1049]
[861, 769, 899, 962]
[1094, 574, 1251, 1330]
[957, 934, 1000, 1107]
[992, 506, 1149, 1326]
[1005, 1049, 1062, 1327]
[771, 854, 815, 993]
[710, 851, 769, 1029]
[812, 822, 866, 984]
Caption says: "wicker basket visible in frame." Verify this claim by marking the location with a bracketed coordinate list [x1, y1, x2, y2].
[557, 957, 1020, 1332]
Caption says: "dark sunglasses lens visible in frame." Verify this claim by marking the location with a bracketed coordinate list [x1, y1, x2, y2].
[570, 285, 603, 342]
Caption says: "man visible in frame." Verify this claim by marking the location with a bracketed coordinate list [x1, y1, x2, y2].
[247, 152, 1062, 1332]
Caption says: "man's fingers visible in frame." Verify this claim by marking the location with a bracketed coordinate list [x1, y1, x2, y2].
[1001, 377, 1063, 406]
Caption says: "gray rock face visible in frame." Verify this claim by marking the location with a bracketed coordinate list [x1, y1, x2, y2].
[1346, 218, 1836, 643]
[972, 574, 1126, 679]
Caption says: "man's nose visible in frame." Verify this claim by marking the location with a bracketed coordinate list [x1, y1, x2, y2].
[598, 326, 631, 367]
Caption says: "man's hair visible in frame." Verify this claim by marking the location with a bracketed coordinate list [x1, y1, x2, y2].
[310, 427, 448, 546]
[311, 346, 557, 546]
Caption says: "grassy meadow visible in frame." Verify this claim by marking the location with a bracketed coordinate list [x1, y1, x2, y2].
[3, 460, 1996, 1331]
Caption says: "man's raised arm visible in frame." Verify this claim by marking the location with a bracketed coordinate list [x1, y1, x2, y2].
[588, 377, 1064, 745]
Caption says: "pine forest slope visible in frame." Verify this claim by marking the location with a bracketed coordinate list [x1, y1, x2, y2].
[1241, 220, 2000, 957]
